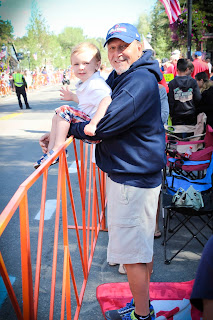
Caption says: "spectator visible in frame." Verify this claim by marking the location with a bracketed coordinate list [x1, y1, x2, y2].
[161, 58, 169, 72]
[168, 58, 201, 128]
[154, 84, 169, 240]
[117, 83, 169, 274]
[159, 84, 169, 125]
[171, 49, 181, 56]
[165, 50, 181, 78]
[191, 51, 210, 79]
[24, 69, 32, 89]
[186, 60, 194, 76]
[39, 23, 166, 320]
[41, 66, 47, 74]
[9, 72, 14, 91]
[195, 72, 213, 128]
[205, 58, 212, 76]
[100, 64, 111, 80]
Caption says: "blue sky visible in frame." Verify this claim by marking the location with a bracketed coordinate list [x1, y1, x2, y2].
[1, 0, 157, 39]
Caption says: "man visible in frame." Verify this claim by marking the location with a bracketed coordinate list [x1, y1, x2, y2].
[39, 23, 166, 320]
[191, 51, 210, 79]
[168, 58, 201, 127]
[164, 52, 180, 78]
[13, 69, 31, 109]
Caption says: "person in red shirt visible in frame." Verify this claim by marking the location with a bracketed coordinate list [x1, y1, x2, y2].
[159, 69, 169, 93]
[191, 51, 210, 79]
[165, 52, 180, 78]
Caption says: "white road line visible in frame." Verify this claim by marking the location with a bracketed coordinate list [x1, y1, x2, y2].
[34, 199, 58, 220]
[68, 160, 81, 173]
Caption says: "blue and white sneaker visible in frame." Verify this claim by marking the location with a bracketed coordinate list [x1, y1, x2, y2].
[123, 309, 155, 320]
[105, 299, 134, 320]
[105, 299, 155, 320]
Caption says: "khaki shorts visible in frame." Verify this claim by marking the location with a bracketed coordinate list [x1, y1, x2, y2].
[106, 177, 161, 264]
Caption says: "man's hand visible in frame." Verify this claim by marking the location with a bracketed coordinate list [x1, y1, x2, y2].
[84, 123, 97, 136]
[39, 133, 50, 154]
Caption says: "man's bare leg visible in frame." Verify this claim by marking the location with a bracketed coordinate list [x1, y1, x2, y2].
[125, 263, 150, 316]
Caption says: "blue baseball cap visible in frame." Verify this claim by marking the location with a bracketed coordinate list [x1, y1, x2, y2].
[104, 23, 141, 47]
[195, 51, 202, 56]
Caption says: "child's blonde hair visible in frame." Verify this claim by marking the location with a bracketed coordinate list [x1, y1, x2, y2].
[71, 42, 101, 63]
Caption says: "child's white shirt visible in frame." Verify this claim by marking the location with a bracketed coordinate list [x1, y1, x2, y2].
[76, 71, 112, 118]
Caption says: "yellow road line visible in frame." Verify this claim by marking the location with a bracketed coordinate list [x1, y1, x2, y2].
[0, 112, 23, 121]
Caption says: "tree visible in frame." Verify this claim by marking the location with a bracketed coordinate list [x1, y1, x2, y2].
[0, 19, 14, 48]
[173, 0, 213, 52]
[137, 13, 151, 39]
[58, 27, 86, 67]
[14, 0, 59, 70]
[25, 1, 51, 69]
[150, 1, 173, 59]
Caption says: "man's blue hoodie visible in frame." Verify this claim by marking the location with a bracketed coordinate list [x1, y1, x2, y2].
[68, 50, 166, 188]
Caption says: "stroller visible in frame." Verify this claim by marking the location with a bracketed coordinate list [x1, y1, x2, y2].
[162, 124, 213, 264]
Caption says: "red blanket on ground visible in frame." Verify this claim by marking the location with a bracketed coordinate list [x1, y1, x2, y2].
[96, 281, 202, 319]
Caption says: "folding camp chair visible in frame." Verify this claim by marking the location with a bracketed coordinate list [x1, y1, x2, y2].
[162, 152, 213, 264]
[166, 124, 213, 180]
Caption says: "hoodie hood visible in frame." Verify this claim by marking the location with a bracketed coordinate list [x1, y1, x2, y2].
[131, 50, 162, 82]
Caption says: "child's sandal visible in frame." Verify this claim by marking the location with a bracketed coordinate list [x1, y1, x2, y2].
[33, 150, 54, 169]
[33, 154, 47, 169]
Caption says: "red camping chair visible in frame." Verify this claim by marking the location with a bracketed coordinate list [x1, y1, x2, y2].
[166, 124, 213, 179]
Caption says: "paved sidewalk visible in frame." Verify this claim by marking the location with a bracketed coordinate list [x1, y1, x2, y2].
[79, 210, 211, 319]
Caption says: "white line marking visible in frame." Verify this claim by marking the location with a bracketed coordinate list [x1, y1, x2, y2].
[68, 160, 81, 173]
[34, 199, 58, 220]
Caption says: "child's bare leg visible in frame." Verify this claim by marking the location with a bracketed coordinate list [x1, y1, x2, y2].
[47, 114, 58, 152]
[48, 113, 70, 152]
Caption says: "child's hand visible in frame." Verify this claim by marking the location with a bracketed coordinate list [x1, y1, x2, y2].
[84, 123, 97, 136]
[39, 133, 50, 154]
[60, 86, 74, 101]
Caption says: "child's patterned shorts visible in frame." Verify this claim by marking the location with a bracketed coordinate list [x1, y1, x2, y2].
[55, 105, 100, 144]
[55, 105, 91, 123]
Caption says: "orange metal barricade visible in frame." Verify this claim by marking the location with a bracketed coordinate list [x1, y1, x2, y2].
[0, 137, 107, 320]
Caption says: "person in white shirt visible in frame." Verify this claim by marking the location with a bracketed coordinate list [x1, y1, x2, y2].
[34, 42, 112, 169]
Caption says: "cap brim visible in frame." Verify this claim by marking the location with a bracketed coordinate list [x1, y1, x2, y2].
[104, 34, 135, 47]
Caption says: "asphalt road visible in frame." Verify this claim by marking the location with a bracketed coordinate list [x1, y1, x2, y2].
[0, 84, 210, 319]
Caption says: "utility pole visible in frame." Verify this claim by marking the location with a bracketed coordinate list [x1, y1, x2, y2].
[187, 0, 192, 59]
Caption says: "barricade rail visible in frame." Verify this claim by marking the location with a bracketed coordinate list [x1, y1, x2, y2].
[0, 137, 107, 319]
